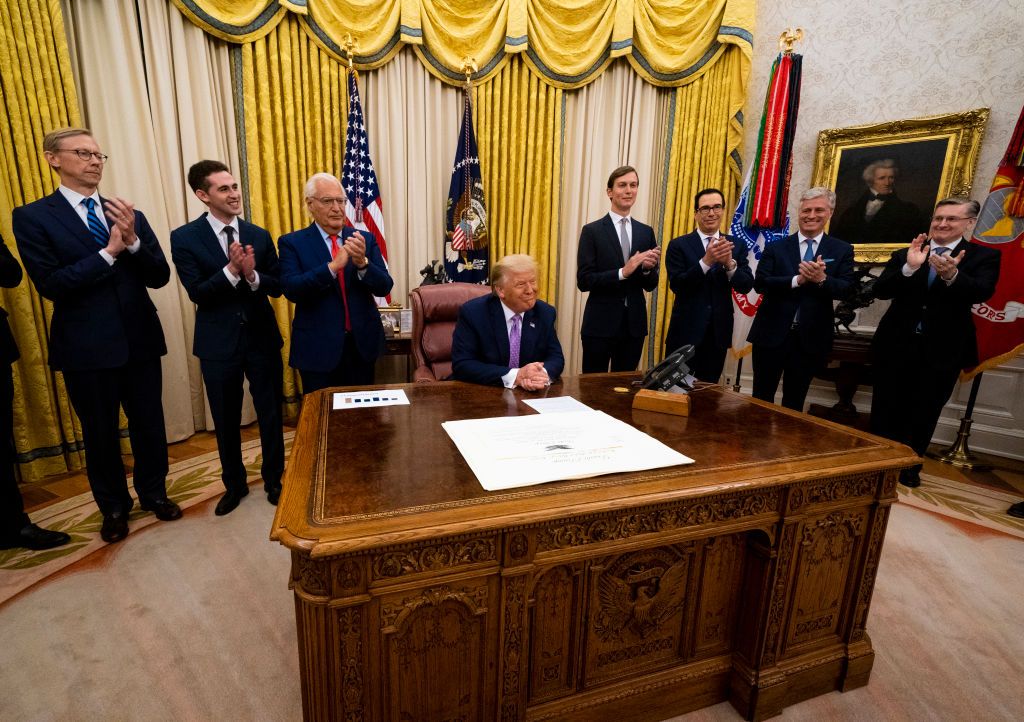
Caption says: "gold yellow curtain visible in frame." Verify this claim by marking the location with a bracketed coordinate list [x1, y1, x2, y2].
[239, 18, 350, 412]
[475, 58, 562, 300]
[0, 0, 86, 480]
[650, 49, 745, 362]
[172, 0, 754, 88]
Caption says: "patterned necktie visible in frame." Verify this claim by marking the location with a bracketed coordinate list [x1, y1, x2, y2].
[509, 314, 521, 368]
[803, 238, 816, 262]
[222, 225, 234, 257]
[619, 217, 631, 263]
[329, 235, 352, 332]
[928, 247, 949, 285]
[83, 197, 109, 246]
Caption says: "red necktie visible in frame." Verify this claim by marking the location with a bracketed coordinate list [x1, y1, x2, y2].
[329, 235, 352, 332]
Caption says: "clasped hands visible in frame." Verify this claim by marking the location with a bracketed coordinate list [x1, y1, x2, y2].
[623, 246, 661, 277]
[906, 233, 962, 282]
[102, 197, 138, 257]
[515, 362, 550, 391]
[701, 237, 737, 270]
[796, 256, 827, 286]
[226, 241, 257, 282]
[327, 231, 369, 274]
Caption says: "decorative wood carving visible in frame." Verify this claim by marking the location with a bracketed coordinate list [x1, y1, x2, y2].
[294, 553, 329, 598]
[527, 565, 582, 703]
[336, 559, 363, 592]
[537, 491, 778, 552]
[693, 535, 745, 658]
[852, 506, 891, 640]
[762, 523, 798, 667]
[372, 537, 496, 579]
[787, 472, 878, 513]
[500, 575, 527, 722]
[336, 607, 365, 721]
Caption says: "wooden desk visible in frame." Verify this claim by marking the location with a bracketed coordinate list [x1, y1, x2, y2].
[271, 375, 915, 721]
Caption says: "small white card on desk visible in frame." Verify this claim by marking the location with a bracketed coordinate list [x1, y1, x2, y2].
[332, 389, 410, 410]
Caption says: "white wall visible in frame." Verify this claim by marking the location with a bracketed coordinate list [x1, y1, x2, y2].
[730, 0, 1024, 459]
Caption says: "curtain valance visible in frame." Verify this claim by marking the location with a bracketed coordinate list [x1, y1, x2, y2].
[170, 0, 754, 88]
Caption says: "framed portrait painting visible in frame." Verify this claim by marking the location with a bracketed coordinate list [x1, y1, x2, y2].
[811, 108, 989, 262]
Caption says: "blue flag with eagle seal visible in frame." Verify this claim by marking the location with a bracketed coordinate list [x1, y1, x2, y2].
[444, 89, 489, 284]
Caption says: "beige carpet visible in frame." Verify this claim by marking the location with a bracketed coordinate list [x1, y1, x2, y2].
[0, 472, 1021, 719]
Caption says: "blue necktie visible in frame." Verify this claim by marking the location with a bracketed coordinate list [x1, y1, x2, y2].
[83, 197, 109, 246]
[803, 238, 816, 262]
[928, 247, 949, 285]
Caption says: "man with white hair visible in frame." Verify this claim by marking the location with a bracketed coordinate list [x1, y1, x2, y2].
[452, 254, 564, 389]
[830, 158, 926, 244]
[279, 173, 394, 393]
[747, 187, 855, 411]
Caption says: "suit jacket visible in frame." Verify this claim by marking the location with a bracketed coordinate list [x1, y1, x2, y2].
[12, 191, 170, 371]
[830, 191, 927, 245]
[278, 223, 394, 372]
[0, 236, 22, 364]
[747, 233, 855, 356]
[170, 214, 283, 361]
[451, 294, 565, 386]
[871, 240, 1000, 368]
[576, 214, 659, 338]
[664, 231, 754, 352]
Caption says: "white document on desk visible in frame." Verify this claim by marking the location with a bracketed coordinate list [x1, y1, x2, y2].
[442, 410, 693, 491]
[522, 396, 593, 414]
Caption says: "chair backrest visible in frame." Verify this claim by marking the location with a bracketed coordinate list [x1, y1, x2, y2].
[410, 282, 492, 381]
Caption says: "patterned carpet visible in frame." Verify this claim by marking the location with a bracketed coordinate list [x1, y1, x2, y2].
[899, 471, 1024, 539]
[0, 433, 294, 606]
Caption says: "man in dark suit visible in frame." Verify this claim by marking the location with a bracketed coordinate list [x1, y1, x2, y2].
[576, 165, 661, 373]
[0, 235, 71, 551]
[170, 161, 285, 515]
[870, 198, 1000, 487]
[452, 254, 565, 388]
[830, 159, 927, 244]
[748, 187, 855, 411]
[12, 127, 180, 544]
[665, 188, 754, 382]
[279, 173, 394, 393]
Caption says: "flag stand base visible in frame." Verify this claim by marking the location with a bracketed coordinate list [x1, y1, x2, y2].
[926, 417, 993, 471]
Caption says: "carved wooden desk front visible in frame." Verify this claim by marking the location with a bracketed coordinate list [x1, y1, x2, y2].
[271, 375, 916, 721]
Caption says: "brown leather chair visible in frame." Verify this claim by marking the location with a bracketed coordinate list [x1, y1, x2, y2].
[410, 282, 492, 382]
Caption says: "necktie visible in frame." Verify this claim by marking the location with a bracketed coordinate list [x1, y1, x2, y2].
[222, 226, 234, 258]
[803, 238, 816, 262]
[619, 217, 631, 263]
[509, 314, 521, 368]
[329, 235, 353, 332]
[83, 198, 109, 246]
[928, 247, 949, 285]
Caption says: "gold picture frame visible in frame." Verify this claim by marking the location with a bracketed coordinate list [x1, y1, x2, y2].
[811, 108, 989, 263]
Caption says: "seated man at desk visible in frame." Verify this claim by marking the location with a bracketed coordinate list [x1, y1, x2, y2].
[452, 254, 564, 389]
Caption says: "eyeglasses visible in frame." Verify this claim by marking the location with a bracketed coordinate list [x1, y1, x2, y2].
[57, 148, 109, 162]
[696, 204, 725, 215]
[312, 197, 346, 207]
[931, 215, 974, 223]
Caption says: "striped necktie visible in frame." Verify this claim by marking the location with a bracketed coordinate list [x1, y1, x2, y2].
[82, 197, 109, 246]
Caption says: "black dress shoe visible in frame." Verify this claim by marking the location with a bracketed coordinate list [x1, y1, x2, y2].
[215, 486, 249, 516]
[100, 512, 129, 543]
[0, 523, 71, 551]
[266, 483, 281, 506]
[899, 468, 922, 488]
[1008, 501, 1024, 519]
[140, 498, 183, 521]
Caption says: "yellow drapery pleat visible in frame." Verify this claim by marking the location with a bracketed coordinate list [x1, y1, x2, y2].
[239, 18, 350, 413]
[475, 57, 562, 301]
[651, 48, 744, 362]
[0, 0, 87, 480]
[172, 0, 754, 89]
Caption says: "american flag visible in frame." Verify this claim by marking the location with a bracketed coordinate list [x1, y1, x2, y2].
[342, 69, 391, 304]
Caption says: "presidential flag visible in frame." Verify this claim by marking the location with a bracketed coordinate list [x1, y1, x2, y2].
[966, 103, 1024, 376]
[444, 87, 489, 284]
[730, 51, 802, 356]
[342, 69, 391, 304]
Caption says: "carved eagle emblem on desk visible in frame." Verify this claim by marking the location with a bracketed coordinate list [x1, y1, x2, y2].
[597, 559, 688, 638]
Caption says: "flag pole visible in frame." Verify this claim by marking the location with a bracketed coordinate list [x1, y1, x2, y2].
[927, 374, 992, 470]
